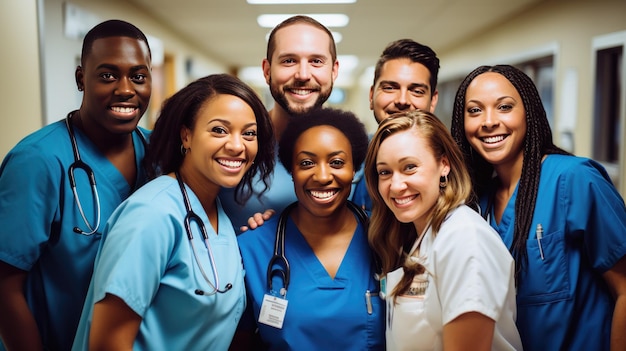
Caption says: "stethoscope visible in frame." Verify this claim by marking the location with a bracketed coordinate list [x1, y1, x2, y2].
[266, 200, 368, 297]
[65, 111, 147, 235]
[175, 171, 233, 296]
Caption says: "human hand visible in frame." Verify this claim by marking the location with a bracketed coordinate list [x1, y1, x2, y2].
[239, 209, 276, 232]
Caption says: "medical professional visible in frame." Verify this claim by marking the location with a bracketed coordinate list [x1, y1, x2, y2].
[365, 110, 522, 350]
[72, 74, 275, 350]
[220, 15, 345, 232]
[232, 108, 384, 350]
[450, 64, 626, 351]
[352, 38, 440, 212]
[0, 20, 152, 351]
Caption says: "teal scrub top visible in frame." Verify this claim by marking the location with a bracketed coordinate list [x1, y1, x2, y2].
[0, 118, 148, 351]
[483, 154, 626, 351]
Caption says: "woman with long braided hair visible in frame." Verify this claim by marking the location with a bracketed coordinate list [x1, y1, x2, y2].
[450, 64, 626, 351]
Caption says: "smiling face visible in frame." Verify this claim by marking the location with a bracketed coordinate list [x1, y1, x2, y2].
[76, 36, 152, 136]
[376, 128, 448, 233]
[263, 23, 338, 116]
[464, 72, 527, 171]
[291, 125, 354, 219]
[370, 58, 438, 123]
[180, 94, 258, 192]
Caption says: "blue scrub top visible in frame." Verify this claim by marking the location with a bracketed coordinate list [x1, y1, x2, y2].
[0, 118, 148, 351]
[73, 176, 245, 350]
[237, 207, 385, 351]
[482, 154, 626, 351]
[351, 175, 372, 213]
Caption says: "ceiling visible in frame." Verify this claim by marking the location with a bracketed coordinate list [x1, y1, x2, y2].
[126, 0, 545, 86]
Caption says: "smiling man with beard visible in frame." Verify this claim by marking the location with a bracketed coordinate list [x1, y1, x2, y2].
[220, 15, 340, 232]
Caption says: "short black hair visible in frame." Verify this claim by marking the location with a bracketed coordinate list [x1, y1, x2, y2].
[278, 107, 368, 172]
[373, 39, 439, 92]
[81, 19, 151, 65]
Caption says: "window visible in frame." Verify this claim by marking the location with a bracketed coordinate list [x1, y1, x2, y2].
[593, 46, 623, 164]
[592, 31, 626, 190]
[517, 56, 555, 129]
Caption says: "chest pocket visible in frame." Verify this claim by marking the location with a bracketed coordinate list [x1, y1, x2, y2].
[386, 268, 437, 350]
[388, 296, 437, 351]
[517, 229, 571, 306]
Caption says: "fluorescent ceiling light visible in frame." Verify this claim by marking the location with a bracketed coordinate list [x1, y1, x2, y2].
[249, 0, 355, 3]
[338, 55, 358, 72]
[331, 31, 342, 43]
[258, 14, 349, 28]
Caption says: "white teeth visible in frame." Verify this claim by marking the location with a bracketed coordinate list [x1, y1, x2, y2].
[292, 89, 312, 96]
[111, 106, 135, 113]
[482, 135, 505, 143]
[310, 190, 336, 199]
[218, 159, 243, 168]
[394, 195, 415, 205]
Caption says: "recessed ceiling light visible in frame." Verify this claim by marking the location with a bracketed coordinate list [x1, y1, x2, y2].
[248, 0, 356, 4]
[257, 14, 349, 28]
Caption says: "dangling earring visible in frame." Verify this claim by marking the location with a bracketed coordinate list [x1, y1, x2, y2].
[439, 174, 448, 188]
[180, 144, 188, 156]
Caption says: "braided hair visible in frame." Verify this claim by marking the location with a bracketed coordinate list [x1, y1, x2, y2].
[450, 65, 570, 282]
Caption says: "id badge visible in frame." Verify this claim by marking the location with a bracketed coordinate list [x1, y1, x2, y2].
[258, 294, 289, 329]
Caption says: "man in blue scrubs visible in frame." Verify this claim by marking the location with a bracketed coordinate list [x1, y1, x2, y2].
[0, 20, 152, 351]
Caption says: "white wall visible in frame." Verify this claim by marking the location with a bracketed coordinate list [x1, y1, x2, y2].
[438, 0, 626, 194]
[438, 0, 626, 159]
[41, 0, 230, 127]
[0, 0, 42, 158]
[343, 0, 626, 194]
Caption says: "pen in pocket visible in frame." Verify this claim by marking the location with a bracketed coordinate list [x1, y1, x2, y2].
[365, 290, 373, 315]
[535, 223, 544, 261]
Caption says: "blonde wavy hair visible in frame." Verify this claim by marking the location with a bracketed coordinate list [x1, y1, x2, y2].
[364, 110, 473, 299]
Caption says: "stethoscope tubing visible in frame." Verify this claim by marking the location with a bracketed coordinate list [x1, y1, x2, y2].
[175, 171, 232, 295]
[65, 111, 147, 235]
[267, 201, 368, 297]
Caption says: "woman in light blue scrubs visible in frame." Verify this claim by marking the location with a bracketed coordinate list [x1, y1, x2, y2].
[451, 64, 626, 351]
[72, 74, 275, 351]
[232, 108, 385, 351]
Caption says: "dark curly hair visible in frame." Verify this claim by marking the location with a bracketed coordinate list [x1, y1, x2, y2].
[278, 107, 368, 173]
[145, 74, 275, 205]
[450, 64, 570, 282]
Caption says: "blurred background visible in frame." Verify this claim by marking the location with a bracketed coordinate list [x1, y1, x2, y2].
[1, 0, 625, 194]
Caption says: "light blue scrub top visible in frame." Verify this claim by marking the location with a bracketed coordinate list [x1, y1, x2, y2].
[220, 150, 364, 233]
[72, 176, 245, 351]
[482, 154, 626, 351]
[237, 207, 385, 351]
[0, 118, 148, 351]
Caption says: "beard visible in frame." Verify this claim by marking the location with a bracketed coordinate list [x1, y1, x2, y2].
[269, 78, 333, 116]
